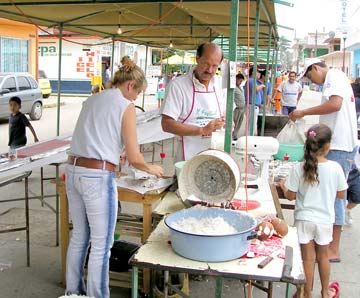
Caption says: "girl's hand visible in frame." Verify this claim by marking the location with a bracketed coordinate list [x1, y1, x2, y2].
[279, 179, 286, 191]
[148, 164, 164, 178]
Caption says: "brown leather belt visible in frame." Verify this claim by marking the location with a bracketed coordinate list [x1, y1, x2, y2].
[68, 156, 116, 172]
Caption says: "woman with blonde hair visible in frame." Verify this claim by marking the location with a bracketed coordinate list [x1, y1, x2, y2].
[65, 56, 163, 298]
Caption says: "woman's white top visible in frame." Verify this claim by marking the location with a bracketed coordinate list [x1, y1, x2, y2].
[69, 88, 132, 166]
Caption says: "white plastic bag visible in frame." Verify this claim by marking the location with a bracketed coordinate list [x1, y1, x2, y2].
[276, 120, 306, 144]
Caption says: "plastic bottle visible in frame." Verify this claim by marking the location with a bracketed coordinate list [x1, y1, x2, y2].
[8, 147, 17, 161]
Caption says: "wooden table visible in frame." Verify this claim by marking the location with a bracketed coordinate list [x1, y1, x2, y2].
[56, 179, 168, 293]
[149, 184, 304, 298]
[131, 220, 305, 298]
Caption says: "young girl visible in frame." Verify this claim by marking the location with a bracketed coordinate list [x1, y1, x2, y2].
[280, 124, 347, 298]
[65, 56, 163, 298]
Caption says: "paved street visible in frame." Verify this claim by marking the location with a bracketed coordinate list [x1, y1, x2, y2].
[0, 92, 159, 153]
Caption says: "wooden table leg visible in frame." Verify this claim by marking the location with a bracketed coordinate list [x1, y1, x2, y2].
[58, 182, 69, 287]
[296, 284, 305, 298]
[142, 199, 153, 294]
[142, 199, 152, 243]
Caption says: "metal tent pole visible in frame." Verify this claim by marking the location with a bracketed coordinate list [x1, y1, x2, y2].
[260, 26, 273, 136]
[56, 23, 63, 137]
[224, 0, 239, 153]
[111, 37, 115, 80]
[249, 0, 261, 136]
[142, 44, 148, 109]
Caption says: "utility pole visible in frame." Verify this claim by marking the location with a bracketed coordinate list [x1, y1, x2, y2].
[342, 34, 347, 74]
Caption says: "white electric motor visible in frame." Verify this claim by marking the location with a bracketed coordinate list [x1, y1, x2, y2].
[235, 136, 279, 188]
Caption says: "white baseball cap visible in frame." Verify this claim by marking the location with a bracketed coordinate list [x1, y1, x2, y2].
[298, 58, 323, 79]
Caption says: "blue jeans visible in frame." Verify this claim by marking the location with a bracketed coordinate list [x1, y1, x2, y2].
[282, 106, 296, 115]
[65, 164, 118, 298]
[326, 148, 356, 225]
[247, 105, 259, 135]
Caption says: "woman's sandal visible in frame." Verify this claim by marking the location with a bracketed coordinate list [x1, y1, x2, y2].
[329, 281, 340, 298]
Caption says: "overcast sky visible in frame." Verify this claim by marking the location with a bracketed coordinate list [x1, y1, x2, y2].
[275, 0, 358, 40]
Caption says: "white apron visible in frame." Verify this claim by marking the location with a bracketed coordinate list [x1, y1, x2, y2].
[179, 81, 221, 161]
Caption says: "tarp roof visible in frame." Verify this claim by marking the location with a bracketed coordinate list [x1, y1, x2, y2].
[0, 0, 278, 50]
[162, 53, 196, 64]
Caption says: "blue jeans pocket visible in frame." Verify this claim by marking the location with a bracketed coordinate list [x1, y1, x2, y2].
[80, 176, 103, 200]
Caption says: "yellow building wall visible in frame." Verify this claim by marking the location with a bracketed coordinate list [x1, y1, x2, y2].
[0, 18, 38, 79]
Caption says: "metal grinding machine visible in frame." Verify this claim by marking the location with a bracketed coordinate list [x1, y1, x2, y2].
[178, 149, 240, 206]
[177, 135, 279, 207]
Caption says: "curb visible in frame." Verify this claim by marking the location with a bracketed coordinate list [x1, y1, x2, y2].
[43, 102, 66, 109]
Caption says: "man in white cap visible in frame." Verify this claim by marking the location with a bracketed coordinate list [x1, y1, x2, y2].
[290, 58, 357, 262]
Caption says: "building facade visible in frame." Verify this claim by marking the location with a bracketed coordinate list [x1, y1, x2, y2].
[0, 18, 38, 78]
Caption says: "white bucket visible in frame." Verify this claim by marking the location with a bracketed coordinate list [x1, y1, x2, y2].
[210, 129, 225, 151]
[178, 149, 241, 204]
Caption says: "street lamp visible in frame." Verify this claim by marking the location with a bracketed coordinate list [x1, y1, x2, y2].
[342, 33, 347, 73]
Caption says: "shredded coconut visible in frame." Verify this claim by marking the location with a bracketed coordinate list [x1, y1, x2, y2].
[171, 216, 238, 235]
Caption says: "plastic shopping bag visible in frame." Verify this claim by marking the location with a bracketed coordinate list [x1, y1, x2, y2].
[276, 120, 306, 144]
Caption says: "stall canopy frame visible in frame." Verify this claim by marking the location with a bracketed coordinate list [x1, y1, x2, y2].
[0, 0, 279, 49]
[0, 0, 281, 139]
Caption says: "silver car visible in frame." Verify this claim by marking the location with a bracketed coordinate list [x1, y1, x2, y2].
[0, 73, 43, 120]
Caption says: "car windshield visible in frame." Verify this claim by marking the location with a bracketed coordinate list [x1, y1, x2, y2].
[0, 76, 4, 84]
[38, 70, 47, 79]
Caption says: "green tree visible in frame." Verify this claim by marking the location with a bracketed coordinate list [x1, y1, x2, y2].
[278, 36, 293, 70]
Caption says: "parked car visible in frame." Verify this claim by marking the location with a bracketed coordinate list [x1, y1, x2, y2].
[38, 70, 52, 98]
[0, 73, 43, 120]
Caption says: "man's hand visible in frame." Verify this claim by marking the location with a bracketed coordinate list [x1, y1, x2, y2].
[289, 109, 305, 121]
[202, 117, 226, 136]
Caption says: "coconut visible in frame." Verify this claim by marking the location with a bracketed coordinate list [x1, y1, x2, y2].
[256, 221, 274, 241]
[270, 217, 288, 238]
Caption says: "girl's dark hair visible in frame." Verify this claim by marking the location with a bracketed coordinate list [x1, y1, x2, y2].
[303, 124, 332, 185]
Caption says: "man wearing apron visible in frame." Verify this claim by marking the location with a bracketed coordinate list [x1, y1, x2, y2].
[161, 42, 226, 161]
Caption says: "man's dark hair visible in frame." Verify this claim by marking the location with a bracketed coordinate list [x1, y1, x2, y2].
[236, 73, 244, 80]
[305, 62, 327, 76]
[9, 96, 21, 105]
[289, 71, 297, 76]
[196, 42, 224, 62]
[259, 69, 266, 78]
[248, 67, 261, 77]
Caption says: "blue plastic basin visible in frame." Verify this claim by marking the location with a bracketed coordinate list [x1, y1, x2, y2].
[165, 207, 257, 262]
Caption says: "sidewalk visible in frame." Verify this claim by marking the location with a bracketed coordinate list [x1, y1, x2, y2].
[43, 93, 159, 112]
